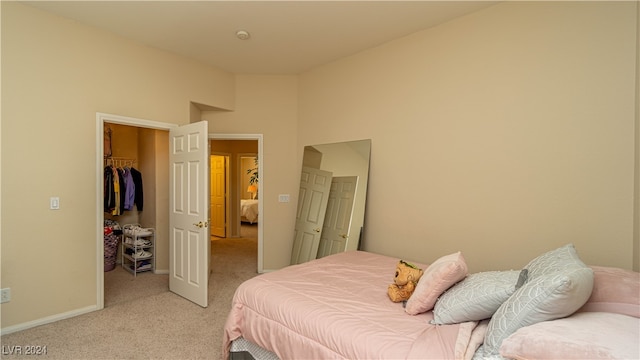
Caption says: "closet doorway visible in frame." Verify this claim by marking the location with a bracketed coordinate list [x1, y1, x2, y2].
[97, 113, 175, 310]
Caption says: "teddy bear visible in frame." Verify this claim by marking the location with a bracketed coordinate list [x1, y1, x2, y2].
[387, 260, 424, 303]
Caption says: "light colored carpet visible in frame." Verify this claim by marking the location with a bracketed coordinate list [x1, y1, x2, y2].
[1, 235, 259, 360]
[212, 222, 257, 241]
[239, 222, 257, 239]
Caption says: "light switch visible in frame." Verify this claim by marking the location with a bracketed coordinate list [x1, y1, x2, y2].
[50, 197, 60, 210]
[278, 194, 290, 203]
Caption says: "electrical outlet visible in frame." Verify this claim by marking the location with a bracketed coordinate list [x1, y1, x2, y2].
[50, 197, 60, 210]
[0, 288, 10, 303]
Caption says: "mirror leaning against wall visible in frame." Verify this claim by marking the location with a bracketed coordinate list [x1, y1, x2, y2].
[291, 139, 371, 265]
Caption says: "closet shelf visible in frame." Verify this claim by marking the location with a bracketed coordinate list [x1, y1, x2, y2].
[120, 224, 155, 276]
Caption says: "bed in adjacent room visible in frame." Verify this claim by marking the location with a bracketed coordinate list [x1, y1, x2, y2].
[240, 199, 258, 224]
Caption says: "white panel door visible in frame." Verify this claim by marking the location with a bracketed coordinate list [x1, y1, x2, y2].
[210, 155, 226, 238]
[169, 121, 209, 307]
[291, 166, 333, 264]
[317, 176, 358, 258]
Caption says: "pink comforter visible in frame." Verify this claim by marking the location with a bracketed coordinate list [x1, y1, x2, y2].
[223, 251, 481, 359]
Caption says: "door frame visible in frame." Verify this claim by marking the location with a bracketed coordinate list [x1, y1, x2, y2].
[95, 112, 178, 310]
[210, 134, 264, 273]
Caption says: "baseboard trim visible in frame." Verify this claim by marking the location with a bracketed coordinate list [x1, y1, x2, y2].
[154, 269, 169, 275]
[1, 305, 98, 336]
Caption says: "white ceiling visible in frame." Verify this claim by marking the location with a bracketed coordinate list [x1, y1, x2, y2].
[25, 1, 497, 74]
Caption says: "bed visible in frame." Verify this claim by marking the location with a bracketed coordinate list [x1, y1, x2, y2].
[222, 245, 640, 360]
[223, 251, 483, 359]
[240, 199, 259, 224]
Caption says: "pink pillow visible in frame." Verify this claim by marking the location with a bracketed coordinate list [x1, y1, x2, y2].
[499, 312, 640, 360]
[577, 266, 640, 318]
[405, 251, 468, 315]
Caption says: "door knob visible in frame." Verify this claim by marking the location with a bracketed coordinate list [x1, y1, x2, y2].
[193, 221, 209, 228]
[313, 228, 321, 233]
[340, 234, 348, 239]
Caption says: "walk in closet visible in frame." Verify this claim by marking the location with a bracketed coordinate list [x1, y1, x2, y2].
[103, 123, 168, 285]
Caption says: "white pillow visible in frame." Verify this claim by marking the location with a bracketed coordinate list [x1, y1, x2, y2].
[432, 270, 522, 325]
[483, 244, 594, 356]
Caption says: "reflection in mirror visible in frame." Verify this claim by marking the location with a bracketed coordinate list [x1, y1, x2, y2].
[291, 139, 371, 265]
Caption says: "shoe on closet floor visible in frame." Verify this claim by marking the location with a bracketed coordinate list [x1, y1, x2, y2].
[124, 237, 150, 246]
[123, 225, 153, 237]
[133, 238, 152, 247]
[132, 250, 152, 259]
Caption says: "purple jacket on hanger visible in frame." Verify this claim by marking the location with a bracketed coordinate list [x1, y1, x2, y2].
[123, 168, 135, 211]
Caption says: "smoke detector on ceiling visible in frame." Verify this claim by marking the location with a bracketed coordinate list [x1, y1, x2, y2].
[236, 30, 250, 40]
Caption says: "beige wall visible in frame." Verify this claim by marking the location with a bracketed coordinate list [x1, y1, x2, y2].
[138, 128, 171, 272]
[0, 2, 234, 329]
[203, 75, 300, 270]
[298, 2, 639, 272]
[152, 130, 170, 272]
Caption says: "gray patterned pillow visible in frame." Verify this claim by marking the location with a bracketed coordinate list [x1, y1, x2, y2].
[432, 270, 522, 325]
[483, 244, 594, 356]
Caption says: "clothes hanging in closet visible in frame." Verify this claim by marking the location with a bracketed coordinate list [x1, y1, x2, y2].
[122, 167, 135, 211]
[104, 166, 115, 213]
[116, 167, 126, 215]
[104, 165, 143, 214]
[129, 167, 144, 211]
